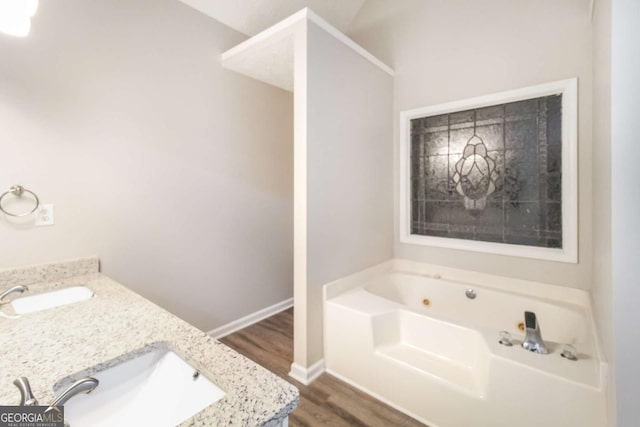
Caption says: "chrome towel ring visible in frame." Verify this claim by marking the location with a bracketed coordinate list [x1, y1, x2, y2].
[0, 185, 40, 217]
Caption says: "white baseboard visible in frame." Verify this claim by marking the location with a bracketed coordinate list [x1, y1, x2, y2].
[288, 359, 325, 385]
[208, 298, 293, 339]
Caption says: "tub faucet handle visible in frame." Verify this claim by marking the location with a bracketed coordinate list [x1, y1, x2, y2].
[521, 311, 548, 354]
[498, 331, 513, 346]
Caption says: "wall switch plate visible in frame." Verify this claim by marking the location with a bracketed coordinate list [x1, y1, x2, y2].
[35, 204, 54, 226]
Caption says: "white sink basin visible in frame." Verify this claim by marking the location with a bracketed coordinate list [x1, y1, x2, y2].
[63, 350, 225, 427]
[11, 286, 94, 314]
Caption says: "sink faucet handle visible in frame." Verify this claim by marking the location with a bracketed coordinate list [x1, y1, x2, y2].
[13, 377, 39, 406]
[0, 285, 28, 304]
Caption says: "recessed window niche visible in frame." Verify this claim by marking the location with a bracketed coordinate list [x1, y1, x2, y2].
[399, 79, 578, 263]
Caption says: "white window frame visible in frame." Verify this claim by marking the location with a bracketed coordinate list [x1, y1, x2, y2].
[399, 78, 578, 263]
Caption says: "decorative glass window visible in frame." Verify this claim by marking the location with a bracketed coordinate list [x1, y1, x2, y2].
[399, 79, 578, 263]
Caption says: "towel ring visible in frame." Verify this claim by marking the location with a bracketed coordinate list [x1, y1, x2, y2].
[0, 185, 40, 217]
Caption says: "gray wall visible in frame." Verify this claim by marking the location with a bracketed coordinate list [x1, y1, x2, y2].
[591, 0, 614, 423]
[299, 20, 394, 365]
[349, 0, 594, 289]
[0, 0, 293, 331]
[612, 0, 640, 425]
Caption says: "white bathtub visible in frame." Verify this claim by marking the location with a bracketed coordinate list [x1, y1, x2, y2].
[324, 260, 606, 427]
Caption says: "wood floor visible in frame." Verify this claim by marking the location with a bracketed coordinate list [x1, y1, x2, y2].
[219, 308, 426, 427]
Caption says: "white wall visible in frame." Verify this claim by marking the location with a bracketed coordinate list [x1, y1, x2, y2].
[349, 0, 594, 289]
[612, 0, 640, 425]
[0, 0, 293, 331]
[591, 0, 614, 424]
[293, 19, 394, 367]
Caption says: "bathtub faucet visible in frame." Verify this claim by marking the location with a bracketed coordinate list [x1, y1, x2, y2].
[521, 311, 548, 354]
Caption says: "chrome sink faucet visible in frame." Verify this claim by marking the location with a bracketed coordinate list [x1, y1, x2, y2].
[48, 377, 99, 408]
[0, 285, 28, 304]
[521, 311, 548, 354]
[13, 376, 99, 409]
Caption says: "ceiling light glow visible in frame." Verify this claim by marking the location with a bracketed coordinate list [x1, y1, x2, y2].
[0, 0, 38, 37]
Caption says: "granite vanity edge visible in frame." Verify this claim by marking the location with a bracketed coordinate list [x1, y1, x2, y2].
[261, 395, 301, 427]
[0, 257, 99, 287]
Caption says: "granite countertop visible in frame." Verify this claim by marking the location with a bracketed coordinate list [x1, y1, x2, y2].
[0, 257, 299, 426]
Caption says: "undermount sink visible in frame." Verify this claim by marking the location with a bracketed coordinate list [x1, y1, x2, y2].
[62, 350, 225, 427]
[10, 286, 94, 314]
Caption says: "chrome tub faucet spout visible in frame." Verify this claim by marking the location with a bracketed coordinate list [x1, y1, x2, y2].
[521, 311, 548, 354]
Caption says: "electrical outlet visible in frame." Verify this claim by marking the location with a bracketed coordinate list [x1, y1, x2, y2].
[35, 204, 54, 226]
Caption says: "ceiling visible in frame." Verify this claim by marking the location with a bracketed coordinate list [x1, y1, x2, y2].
[177, 0, 368, 36]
